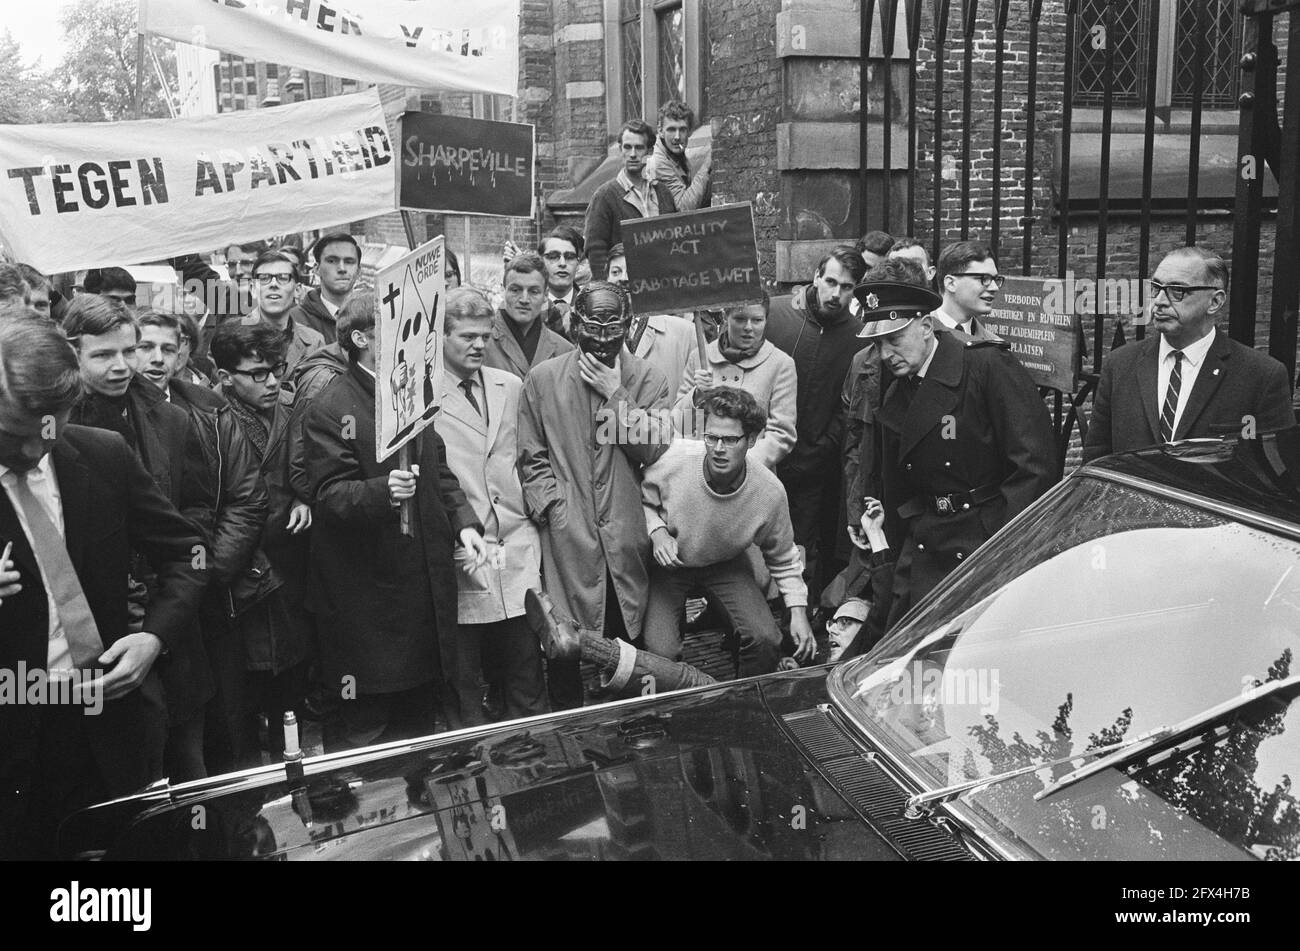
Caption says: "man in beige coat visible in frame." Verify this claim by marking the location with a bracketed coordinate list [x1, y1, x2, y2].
[438, 289, 549, 724]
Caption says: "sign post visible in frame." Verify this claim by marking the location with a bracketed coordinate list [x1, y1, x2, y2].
[620, 202, 764, 315]
[398, 113, 536, 219]
[985, 276, 1083, 393]
[375, 237, 447, 534]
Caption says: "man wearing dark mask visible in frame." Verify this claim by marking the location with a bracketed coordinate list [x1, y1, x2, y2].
[518, 281, 672, 709]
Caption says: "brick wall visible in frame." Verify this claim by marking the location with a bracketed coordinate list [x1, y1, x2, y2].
[706, 0, 784, 284]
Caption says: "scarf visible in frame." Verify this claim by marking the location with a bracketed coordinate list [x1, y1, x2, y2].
[227, 396, 271, 461]
[717, 329, 760, 364]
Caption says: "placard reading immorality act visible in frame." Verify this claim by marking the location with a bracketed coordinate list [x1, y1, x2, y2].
[621, 202, 763, 313]
[987, 275, 1083, 393]
[399, 113, 535, 218]
[0, 90, 395, 274]
[375, 236, 446, 461]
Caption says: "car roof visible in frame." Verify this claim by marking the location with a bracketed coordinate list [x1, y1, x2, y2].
[1080, 428, 1300, 536]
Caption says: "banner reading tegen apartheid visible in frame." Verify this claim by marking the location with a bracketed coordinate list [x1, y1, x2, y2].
[0, 90, 395, 275]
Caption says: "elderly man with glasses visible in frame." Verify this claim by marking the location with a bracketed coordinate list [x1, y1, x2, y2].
[1084, 246, 1294, 461]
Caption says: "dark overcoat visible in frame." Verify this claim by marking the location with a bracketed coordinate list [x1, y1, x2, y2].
[302, 362, 479, 695]
[877, 332, 1059, 624]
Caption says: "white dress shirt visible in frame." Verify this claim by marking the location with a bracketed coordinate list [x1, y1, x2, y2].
[0, 456, 73, 671]
[933, 305, 975, 336]
[1157, 327, 1217, 438]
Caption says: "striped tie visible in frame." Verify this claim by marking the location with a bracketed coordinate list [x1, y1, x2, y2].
[1160, 350, 1184, 443]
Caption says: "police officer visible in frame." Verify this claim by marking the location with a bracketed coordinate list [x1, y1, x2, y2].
[856, 280, 1059, 626]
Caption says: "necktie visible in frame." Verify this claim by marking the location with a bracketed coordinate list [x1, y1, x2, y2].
[1160, 350, 1184, 443]
[460, 378, 482, 416]
[5, 470, 104, 668]
[552, 299, 569, 319]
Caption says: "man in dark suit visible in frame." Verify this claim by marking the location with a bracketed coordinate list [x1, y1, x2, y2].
[302, 296, 488, 751]
[0, 317, 208, 859]
[858, 281, 1060, 626]
[1085, 247, 1295, 461]
[62, 294, 217, 781]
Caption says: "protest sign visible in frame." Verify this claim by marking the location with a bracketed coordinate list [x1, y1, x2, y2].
[0, 90, 394, 274]
[399, 113, 535, 218]
[375, 236, 446, 461]
[621, 202, 763, 314]
[141, 0, 519, 97]
[986, 276, 1083, 392]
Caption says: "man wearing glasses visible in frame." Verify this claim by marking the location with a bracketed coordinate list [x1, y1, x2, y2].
[1084, 246, 1294, 461]
[639, 386, 816, 676]
[239, 250, 324, 383]
[933, 241, 1007, 344]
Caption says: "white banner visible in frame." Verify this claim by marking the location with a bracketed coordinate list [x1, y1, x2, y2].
[141, 0, 520, 97]
[0, 90, 395, 274]
[375, 236, 446, 461]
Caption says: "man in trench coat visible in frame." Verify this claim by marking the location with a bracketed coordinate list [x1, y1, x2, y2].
[517, 281, 673, 708]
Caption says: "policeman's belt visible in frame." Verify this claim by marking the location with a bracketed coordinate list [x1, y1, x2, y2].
[898, 482, 1002, 518]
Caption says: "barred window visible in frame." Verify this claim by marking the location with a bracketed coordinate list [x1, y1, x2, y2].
[1073, 0, 1240, 110]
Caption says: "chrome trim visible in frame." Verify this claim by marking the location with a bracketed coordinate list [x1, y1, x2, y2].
[88, 665, 836, 811]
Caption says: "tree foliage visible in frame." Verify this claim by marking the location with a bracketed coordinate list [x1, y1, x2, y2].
[0, 30, 61, 124]
[57, 0, 173, 121]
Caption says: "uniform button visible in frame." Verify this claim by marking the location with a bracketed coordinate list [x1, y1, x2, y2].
[916, 543, 925, 551]
[906, 463, 913, 471]
[962, 503, 970, 510]
[944, 461, 951, 468]
[595, 481, 604, 490]
[956, 552, 964, 560]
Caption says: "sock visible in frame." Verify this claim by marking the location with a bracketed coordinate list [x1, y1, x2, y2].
[580, 632, 620, 675]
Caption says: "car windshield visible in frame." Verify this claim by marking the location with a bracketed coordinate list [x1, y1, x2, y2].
[829, 474, 1300, 860]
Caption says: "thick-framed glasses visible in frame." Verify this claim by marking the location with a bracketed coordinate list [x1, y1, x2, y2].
[1145, 279, 1221, 303]
[952, 272, 1006, 289]
[229, 362, 287, 383]
[702, 433, 745, 448]
[254, 273, 295, 287]
[543, 251, 580, 263]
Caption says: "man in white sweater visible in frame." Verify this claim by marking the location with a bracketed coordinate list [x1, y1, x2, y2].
[640, 386, 816, 676]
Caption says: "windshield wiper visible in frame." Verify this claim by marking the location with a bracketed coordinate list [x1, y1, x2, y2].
[903, 729, 1170, 819]
[1035, 673, 1300, 803]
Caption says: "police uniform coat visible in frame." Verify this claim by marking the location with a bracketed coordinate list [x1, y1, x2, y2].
[877, 331, 1059, 624]
[517, 349, 672, 638]
[437, 367, 542, 624]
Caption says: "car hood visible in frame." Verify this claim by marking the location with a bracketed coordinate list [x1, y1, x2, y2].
[65, 669, 937, 861]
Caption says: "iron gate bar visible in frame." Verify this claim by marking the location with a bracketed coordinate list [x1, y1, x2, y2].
[1186, 0, 1209, 245]
[1059, 0, 1078, 283]
[932, 0, 951, 263]
[906, 0, 923, 232]
[1022, 0, 1043, 275]
[861, 0, 876, 237]
[991, 0, 1011, 259]
[1136, 0, 1162, 343]
[960, 0, 979, 239]
[881, 0, 900, 234]
[1267, 12, 1300, 384]
[1230, 11, 1272, 347]
[1095, 0, 1118, 372]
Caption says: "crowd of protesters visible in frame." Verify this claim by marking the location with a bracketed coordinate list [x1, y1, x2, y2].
[0, 98, 1295, 860]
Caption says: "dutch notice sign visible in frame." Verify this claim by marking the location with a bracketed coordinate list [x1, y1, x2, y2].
[985, 276, 1082, 393]
[621, 202, 763, 313]
[398, 113, 535, 218]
